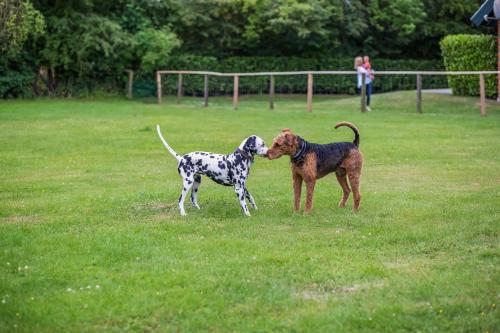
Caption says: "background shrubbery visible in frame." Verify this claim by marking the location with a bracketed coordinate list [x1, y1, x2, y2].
[154, 56, 447, 97]
[0, 0, 492, 99]
[440, 34, 497, 98]
[1, 55, 448, 98]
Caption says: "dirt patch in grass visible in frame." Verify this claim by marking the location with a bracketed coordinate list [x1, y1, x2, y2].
[1, 215, 43, 224]
[134, 201, 175, 211]
[294, 280, 386, 302]
[150, 211, 177, 221]
[133, 201, 179, 221]
[383, 260, 412, 269]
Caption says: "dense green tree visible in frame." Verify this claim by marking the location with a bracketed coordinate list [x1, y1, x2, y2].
[41, 14, 131, 74]
[243, 0, 344, 56]
[133, 27, 181, 72]
[408, 0, 494, 58]
[0, 0, 45, 55]
[22, 0, 181, 94]
[25, 0, 493, 61]
[364, 0, 427, 57]
[172, 0, 247, 56]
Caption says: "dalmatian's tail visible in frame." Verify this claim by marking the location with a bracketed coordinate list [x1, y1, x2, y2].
[156, 125, 182, 161]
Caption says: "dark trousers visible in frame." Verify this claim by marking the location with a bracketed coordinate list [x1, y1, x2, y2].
[357, 82, 372, 106]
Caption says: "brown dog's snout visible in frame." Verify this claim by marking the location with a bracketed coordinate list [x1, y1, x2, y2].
[266, 149, 277, 160]
[266, 149, 272, 159]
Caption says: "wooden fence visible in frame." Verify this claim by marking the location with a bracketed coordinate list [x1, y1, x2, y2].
[150, 70, 498, 116]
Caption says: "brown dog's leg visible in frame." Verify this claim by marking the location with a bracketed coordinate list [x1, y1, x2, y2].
[304, 180, 316, 214]
[342, 149, 363, 212]
[335, 168, 351, 208]
[348, 172, 361, 212]
[292, 173, 303, 213]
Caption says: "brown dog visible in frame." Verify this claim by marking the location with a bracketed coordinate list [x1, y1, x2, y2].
[267, 122, 363, 214]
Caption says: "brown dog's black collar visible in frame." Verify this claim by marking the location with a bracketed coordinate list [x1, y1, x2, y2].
[236, 148, 254, 162]
[291, 137, 308, 164]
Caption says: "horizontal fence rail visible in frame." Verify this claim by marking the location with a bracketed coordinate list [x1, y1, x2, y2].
[157, 70, 498, 76]
[153, 70, 498, 116]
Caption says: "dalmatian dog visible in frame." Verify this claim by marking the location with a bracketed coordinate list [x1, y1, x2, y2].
[156, 125, 268, 216]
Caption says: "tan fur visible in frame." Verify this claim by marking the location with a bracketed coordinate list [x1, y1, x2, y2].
[338, 149, 363, 211]
[267, 128, 299, 160]
[334, 121, 359, 133]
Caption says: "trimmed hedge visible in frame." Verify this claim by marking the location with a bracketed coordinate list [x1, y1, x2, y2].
[440, 34, 497, 98]
[153, 56, 447, 97]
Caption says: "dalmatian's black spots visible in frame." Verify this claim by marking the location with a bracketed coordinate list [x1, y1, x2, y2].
[227, 168, 234, 183]
[189, 175, 202, 209]
[178, 162, 186, 173]
[218, 161, 226, 169]
[233, 155, 244, 168]
[245, 136, 258, 154]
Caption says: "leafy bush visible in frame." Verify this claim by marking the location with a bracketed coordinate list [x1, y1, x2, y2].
[440, 34, 497, 98]
[0, 52, 35, 99]
[0, 0, 45, 56]
[133, 28, 181, 72]
[38, 13, 133, 96]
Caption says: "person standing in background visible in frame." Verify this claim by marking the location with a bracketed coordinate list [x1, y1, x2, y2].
[355, 56, 372, 112]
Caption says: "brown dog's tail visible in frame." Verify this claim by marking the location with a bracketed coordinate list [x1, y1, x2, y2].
[335, 121, 360, 147]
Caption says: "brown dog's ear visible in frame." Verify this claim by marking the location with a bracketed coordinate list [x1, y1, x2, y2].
[281, 128, 291, 133]
[284, 132, 294, 144]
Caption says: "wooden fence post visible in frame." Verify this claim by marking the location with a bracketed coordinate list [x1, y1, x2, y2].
[126, 70, 134, 99]
[416, 74, 422, 113]
[360, 73, 366, 112]
[307, 73, 313, 112]
[269, 75, 275, 110]
[204, 74, 209, 107]
[177, 74, 183, 104]
[233, 75, 239, 110]
[479, 73, 487, 116]
[156, 71, 162, 105]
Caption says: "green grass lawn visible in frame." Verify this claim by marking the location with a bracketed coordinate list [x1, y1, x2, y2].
[1, 92, 499, 332]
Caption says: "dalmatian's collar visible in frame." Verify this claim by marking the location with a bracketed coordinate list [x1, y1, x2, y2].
[236, 148, 254, 162]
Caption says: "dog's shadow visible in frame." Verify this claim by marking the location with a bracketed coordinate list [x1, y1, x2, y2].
[183, 199, 253, 220]
[138, 199, 252, 221]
